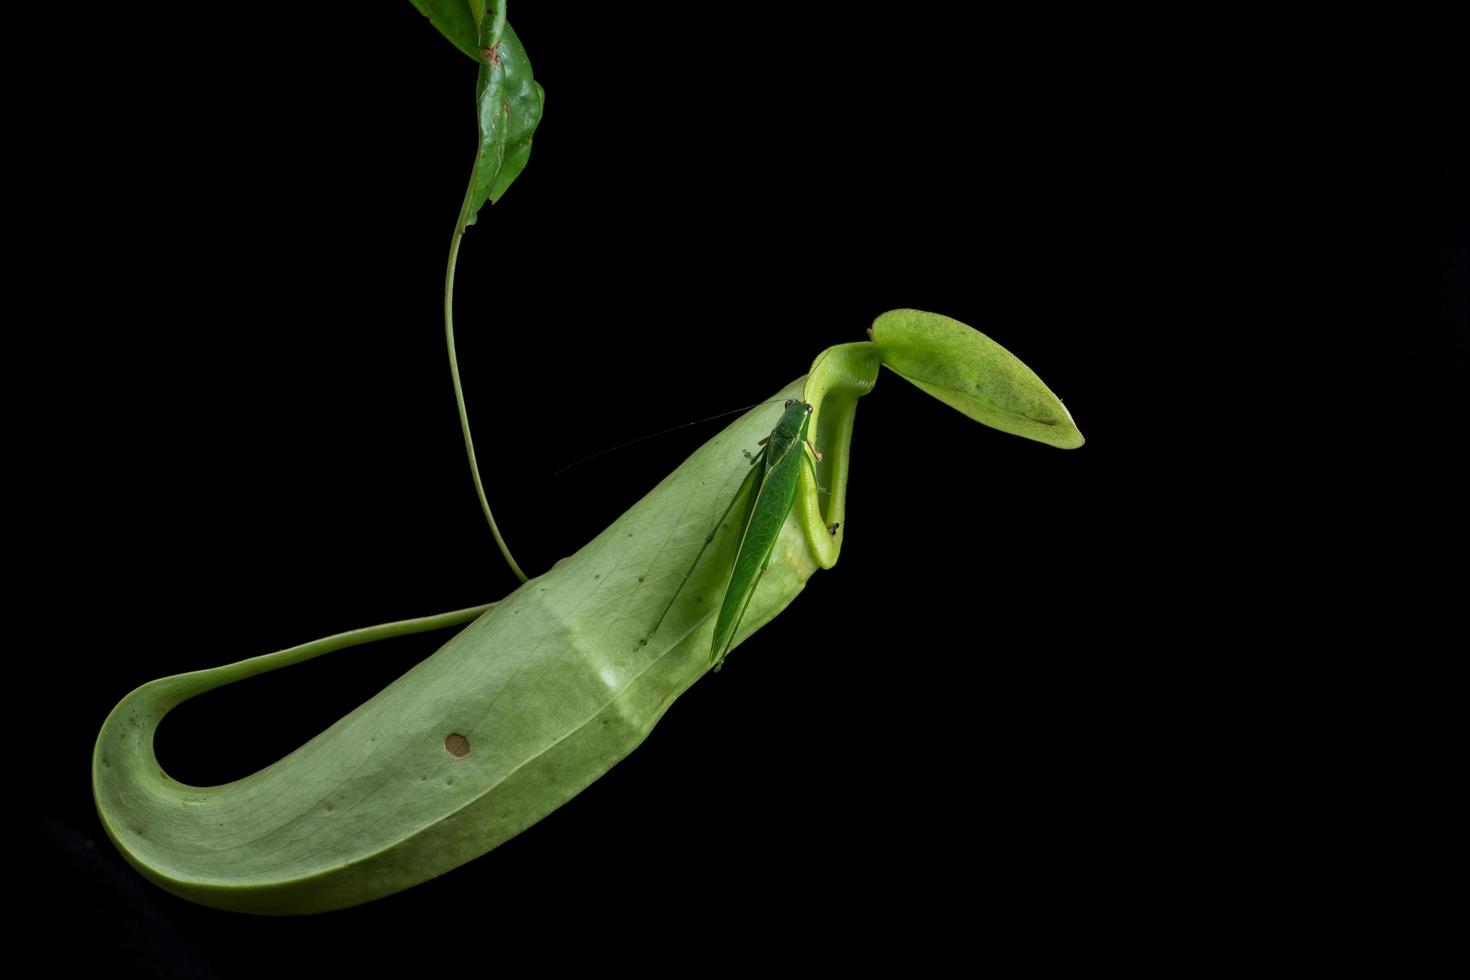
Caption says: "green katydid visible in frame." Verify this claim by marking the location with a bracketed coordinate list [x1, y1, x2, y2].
[650, 398, 826, 666]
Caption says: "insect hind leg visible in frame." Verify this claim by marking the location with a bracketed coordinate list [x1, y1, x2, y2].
[645, 458, 763, 644]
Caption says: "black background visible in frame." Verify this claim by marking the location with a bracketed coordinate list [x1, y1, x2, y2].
[20, 3, 1465, 973]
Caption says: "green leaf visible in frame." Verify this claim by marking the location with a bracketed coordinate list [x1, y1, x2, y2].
[467, 22, 543, 219]
[870, 308, 1084, 449]
[410, 4, 542, 214]
[408, 0, 482, 62]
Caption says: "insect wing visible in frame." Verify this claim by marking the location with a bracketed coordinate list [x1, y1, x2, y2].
[709, 439, 806, 661]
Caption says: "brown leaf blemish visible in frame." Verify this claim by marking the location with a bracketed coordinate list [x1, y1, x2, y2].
[444, 733, 471, 759]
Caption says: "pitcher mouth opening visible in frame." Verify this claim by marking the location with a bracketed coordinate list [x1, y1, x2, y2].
[798, 341, 883, 569]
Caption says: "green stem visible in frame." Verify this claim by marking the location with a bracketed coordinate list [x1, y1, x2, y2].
[446, 173, 529, 583]
[489, 1, 507, 48]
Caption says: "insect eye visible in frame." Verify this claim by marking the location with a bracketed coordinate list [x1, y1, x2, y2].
[784, 399, 795, 408]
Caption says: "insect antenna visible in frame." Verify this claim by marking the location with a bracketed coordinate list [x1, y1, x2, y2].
[553, 398, 786, 477]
